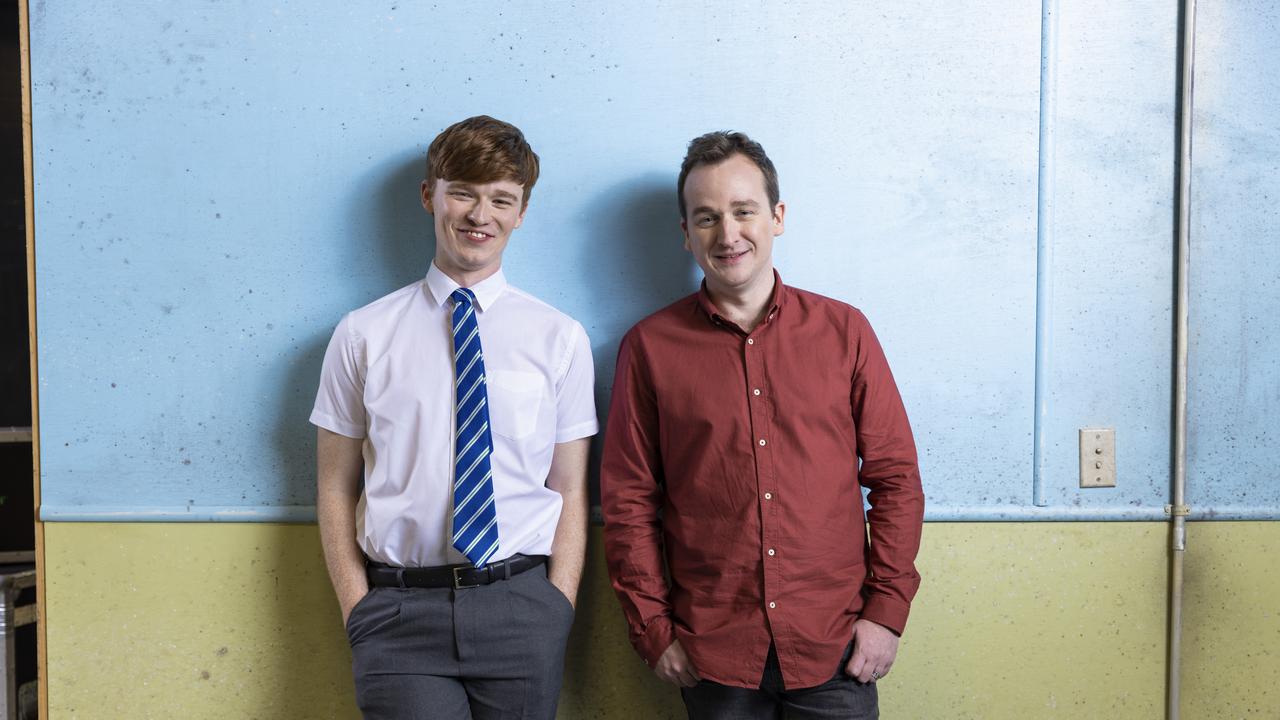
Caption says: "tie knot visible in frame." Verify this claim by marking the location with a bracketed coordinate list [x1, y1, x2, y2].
[450, 287, 476, 307]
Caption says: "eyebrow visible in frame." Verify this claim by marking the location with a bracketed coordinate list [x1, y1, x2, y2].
[692, 199, 761, 215]
[450, 183, 521, 202]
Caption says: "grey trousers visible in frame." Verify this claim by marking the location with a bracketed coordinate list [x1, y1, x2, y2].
[346, 564, 575, 720]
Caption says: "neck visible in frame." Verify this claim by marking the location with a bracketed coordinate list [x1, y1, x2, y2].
[436, 261, 500, 289]
[706, 271, 775, 332]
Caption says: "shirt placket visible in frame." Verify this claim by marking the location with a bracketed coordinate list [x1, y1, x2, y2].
[742, 322, 781, 632]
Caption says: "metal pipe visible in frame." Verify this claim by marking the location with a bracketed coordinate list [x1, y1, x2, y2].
[1169, 0, 1197, 716]
[1032, 0, 1059, 508]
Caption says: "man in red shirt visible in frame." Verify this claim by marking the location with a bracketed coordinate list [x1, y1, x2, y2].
[601, 131, 924, 718]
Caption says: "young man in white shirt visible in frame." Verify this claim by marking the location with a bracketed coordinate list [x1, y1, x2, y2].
[311, 115, 597, 719]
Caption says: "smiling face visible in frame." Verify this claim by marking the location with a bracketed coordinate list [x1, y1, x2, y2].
[681, 153, 785, 299]
[422, 177, 526, 286]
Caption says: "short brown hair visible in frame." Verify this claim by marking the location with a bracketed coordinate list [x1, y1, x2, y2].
[677, 131, 780, 219]
[426, 115, 540, 207]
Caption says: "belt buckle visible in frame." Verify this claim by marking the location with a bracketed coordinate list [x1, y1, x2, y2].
[452, 566, 479, 590]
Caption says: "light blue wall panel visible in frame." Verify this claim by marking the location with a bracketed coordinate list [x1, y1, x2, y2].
[1187, 1, 1280, 516]
[770, 5, 1041, 512]
[31, 2, 1277, 521]
[1038, 0, 1178, 511]
[32, 2, 1041, 517]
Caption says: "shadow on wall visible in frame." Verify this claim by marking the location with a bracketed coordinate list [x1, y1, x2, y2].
[270, 152, 436, 507]
[560, 532, 686, 719]
[271, 331, 331, 505]
[268, 163, 699, 509]
[264, 524, 362, 719]
[257, 157, 695, 712]
[581, 172, 699, 506]
[371, 152, 436, 290]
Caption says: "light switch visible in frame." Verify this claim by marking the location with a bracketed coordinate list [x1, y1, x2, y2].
[1079, 428, 1116, 488]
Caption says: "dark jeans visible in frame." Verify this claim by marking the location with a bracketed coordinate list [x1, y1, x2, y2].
[346, 564, 575, 720]
[681, 643, 878, 720]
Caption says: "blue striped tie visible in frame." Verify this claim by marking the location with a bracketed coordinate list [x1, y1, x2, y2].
[449, 287, 500, 567]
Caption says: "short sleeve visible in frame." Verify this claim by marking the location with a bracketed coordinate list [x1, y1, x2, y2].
[309, 314, 368, 439]
[553, 321, 599, 443]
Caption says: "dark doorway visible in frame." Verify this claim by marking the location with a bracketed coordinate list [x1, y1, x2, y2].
[0, 0, 35, 557]
[1, 1, 38, 718]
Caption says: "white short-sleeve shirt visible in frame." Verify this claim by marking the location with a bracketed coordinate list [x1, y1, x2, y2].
[310, 263, 598, 567]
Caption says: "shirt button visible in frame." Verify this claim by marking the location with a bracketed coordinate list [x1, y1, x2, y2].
[747, 338, 755, 345]
[759, 439, 767, 446]
[767, 548, 775, 556]
[764, 492, 772, 500]
[753, 388, 761, 396]
[769, 601, 777, 609]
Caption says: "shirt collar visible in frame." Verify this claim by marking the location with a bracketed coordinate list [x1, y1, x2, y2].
[424, 262, 508, 312]
[696, 269, 788, 328]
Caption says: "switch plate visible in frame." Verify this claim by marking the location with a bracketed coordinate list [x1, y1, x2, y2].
[1079, 428, 1116, 488]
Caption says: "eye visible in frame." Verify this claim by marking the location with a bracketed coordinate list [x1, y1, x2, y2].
[696, 215, 716, 227]
[494, 199, 512, 208]
[736, 209, 756, 217]
[450, 190, 472, 199]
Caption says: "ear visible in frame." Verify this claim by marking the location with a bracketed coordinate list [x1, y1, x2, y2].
[514, 202, 528, 230]
[420, 179, 435, 214]
[681, 217, 692, 252]
[771, 200, 786, 236]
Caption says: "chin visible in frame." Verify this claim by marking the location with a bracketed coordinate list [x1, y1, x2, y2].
[716, 271, 752, 286]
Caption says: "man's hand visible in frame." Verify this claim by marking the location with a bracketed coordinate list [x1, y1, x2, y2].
[546, 438, 590, 611]
[316, 428, 371, 632]
[340, 589, 368, 627]
[654, 639, 701, 687]
[845, 618, 900, 683]
[548, 578, 577, 609]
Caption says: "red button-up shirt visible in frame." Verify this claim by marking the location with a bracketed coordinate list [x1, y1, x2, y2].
[601, 274, 924, 689]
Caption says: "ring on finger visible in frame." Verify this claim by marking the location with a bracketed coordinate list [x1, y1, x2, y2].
[870, 670, 881, 681]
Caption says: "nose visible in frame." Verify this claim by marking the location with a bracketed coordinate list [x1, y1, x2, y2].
[716, 219, 738, 245]
[466, 201, 488, 225]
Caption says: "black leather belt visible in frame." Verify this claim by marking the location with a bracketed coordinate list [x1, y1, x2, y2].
[366, 554, 547, 590]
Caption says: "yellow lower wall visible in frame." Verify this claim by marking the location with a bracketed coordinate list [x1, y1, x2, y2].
[44, 522, 1280, 719]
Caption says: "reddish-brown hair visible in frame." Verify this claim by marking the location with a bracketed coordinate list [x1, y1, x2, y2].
[426, 115, 540, 206]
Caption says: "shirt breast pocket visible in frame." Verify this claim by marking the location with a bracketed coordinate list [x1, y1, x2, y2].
[487, 369, 545, 440]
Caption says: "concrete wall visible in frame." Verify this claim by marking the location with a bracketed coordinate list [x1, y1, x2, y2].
[30, 1, 1280, 717]
[46, 523, 1280, 718]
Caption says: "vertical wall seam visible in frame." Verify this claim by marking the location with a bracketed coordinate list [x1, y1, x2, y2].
[1032, 0, 1059, 507]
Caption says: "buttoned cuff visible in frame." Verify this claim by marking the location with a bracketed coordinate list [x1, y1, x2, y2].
[859, 593, 911, 636]
[634, 615, 677, 667]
